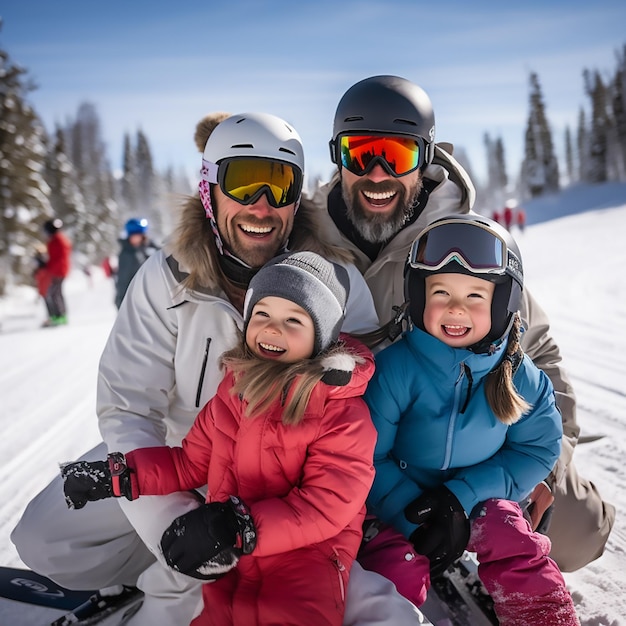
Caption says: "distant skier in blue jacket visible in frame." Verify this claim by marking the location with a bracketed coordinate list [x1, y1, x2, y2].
[361, 215, 579, 626]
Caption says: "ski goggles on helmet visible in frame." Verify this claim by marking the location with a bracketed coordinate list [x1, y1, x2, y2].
[336, 134, 425, 177]
[201, 157, 302, 209]
[408, 218, 521, 283]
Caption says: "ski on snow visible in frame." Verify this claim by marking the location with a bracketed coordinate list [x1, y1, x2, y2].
[0, 561, 498, 626]
[422, 552, 499, 626]
[0, 567, 143, 625]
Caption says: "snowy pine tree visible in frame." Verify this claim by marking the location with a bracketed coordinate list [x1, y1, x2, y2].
[482, 133, 508, 209]
[64, 102, 119, 264]
[45, 126, 87, 245]
[520, 72, 560, 198]
[120, 133, 138, 220]
[609, 44, 626, 180]
[0, 37, 51, 294]
[564, 126, 575, 185]
[584, 70, 609, 183]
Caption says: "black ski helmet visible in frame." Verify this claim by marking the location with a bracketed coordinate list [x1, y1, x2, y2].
[404, 214, 524, 353]
[329, 75, 436, 169]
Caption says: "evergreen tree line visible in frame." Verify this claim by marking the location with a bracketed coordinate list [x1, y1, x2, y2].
[1, 26, 625, 295]
[0, 30, 189, 296]
[481, 43, 626, 210]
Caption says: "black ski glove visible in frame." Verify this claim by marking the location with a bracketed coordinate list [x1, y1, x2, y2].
[61, 452, 135, 509]
[160, 496, 257, 581]
[405, 486, 470, 579]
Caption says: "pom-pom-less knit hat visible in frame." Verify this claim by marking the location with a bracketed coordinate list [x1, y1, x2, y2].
[243, 251, 350, 357]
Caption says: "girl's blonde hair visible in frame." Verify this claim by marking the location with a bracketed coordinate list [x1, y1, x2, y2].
[221, 336, 344, 425]
[484, 313, 531, 425]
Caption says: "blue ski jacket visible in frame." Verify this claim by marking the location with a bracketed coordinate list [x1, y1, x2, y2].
[364, 326, 563, 539]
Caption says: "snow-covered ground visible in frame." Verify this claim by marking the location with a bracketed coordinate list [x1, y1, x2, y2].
[1, 183, 625, 624]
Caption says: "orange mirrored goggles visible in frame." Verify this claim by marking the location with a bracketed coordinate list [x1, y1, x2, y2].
[337, 134, 424, 177]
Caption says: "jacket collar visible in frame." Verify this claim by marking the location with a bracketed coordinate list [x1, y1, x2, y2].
[404, 326, 504, 380]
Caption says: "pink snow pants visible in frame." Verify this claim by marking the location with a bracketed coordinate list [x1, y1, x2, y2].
[359, 499, 580, 626]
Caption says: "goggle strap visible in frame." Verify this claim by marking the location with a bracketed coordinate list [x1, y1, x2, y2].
[198, 179, 227, 257]
[201, 159, 219, 184]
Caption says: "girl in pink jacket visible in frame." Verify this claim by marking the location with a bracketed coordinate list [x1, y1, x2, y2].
[61, 251, 377, 626]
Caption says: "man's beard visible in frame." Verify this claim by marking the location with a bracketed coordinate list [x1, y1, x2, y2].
[342, 176, 423, 244]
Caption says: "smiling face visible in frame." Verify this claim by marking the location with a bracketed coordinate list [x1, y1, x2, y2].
[213, 185, 295, 268]
[423, 273, 495, 348]
[245, 296, 315, 363]
[340, 163, 423, 243]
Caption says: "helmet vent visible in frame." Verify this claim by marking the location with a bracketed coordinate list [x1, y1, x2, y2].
[230, 143, 254, 149]
[393, 118, 418, 127]
[344, 116, 364, 122]
[278, 147, 297, 156]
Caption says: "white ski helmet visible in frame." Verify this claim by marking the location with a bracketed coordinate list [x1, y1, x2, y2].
[202, 112, 305, 175]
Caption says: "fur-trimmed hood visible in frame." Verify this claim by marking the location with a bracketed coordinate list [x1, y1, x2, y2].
[319, 333, 374, 394]
[164, 193, 354, 293]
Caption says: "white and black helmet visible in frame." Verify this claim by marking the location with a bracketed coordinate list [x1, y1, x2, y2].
[404, 214, 524, 353]
[329, 75, 436, 168]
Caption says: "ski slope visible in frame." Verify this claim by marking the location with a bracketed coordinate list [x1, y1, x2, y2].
[1, 186, 625, 624]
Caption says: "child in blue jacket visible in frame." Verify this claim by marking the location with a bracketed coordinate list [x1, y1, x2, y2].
[361, 215, 579, 626]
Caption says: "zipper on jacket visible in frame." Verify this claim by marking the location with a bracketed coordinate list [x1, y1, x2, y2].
[459, 364, 473, 414]
[443, 364, 466, 470]
[195, 338, 211, 408]
[331, 551, 346, 603]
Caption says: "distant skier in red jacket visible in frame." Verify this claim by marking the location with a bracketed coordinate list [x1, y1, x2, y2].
[503, 199, 517, 231]
[41, 218, 72, 327]
[60, 251, 378, 626]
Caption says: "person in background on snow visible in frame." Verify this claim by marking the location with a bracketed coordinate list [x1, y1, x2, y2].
[40, 218, 72, 327]
[303, 74, 614, 574]
[361, 215, 579, 626]
[33, 244, 51, 302]
[115, 218, 160, 309]
[503, 199, 515, 231]
[516, 205, 527, 232]
[61, 251, 377, 626]
[12, 112, 427, 626]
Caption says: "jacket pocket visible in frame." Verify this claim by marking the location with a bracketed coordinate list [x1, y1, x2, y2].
[195, 338, 211, 408]
[330, 549, 348, 605]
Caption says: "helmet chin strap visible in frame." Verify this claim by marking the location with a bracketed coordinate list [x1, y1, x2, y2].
[198, 177, 254, 268]
[198, 178, 293, 280]
[218, 254, 258, 289]
[199, 178, 229, 258]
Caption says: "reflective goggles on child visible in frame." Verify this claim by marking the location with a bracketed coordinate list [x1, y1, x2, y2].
[408, 219, 511, 275]
[201, 157, 303, 208]
[336, 134, 425, 177]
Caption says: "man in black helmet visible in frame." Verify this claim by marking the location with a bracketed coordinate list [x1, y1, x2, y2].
[303, 74, 614, 575]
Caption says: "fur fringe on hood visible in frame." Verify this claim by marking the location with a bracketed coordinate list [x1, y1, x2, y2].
[166, 193, 355, 293]
[319, 349, 363, 387]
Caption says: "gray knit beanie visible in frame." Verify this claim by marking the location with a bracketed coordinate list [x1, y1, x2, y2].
[243, 252, 350, 357]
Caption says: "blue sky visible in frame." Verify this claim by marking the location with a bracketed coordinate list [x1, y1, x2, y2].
[1, 1, 625, 188]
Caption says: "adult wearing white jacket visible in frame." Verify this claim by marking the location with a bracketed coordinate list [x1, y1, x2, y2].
[12, 113, 427, 625]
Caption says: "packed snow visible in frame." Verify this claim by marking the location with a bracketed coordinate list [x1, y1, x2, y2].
[1, 183, 625, 625]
